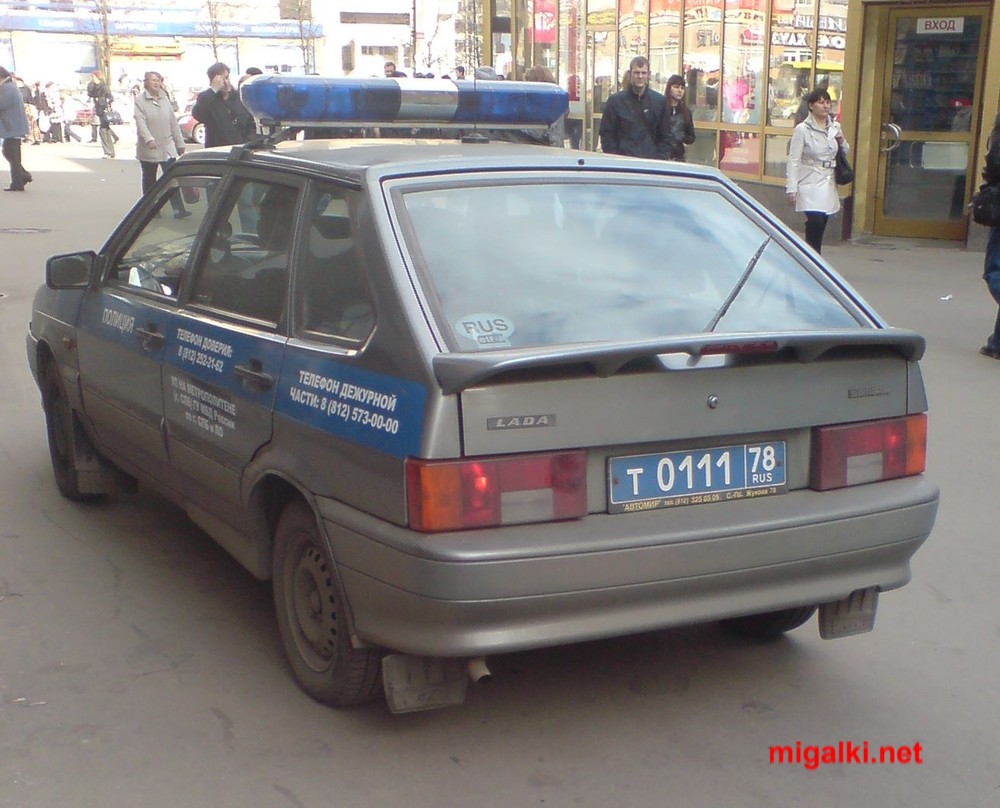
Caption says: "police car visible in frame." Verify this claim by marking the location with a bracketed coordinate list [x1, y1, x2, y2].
[26, 75, 938, 713]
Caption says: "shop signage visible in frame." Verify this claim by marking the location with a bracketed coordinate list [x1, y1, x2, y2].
[916, 17, 964, 35]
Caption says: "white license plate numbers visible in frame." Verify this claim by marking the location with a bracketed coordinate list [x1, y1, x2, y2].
[609, 442, 787, 513]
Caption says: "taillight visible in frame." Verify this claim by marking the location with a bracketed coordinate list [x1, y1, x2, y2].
[811, 414, 927, 491]
[406, 451, 587, 532]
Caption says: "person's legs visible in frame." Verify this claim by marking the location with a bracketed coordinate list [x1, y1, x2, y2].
[804, 211, 828, 253]
[98, 124, 115, 158]
[980, 226, 1000, 356]
[2, 137, 28, 190]
[139, 160, 159, 195]
[159, 161, 189, 217]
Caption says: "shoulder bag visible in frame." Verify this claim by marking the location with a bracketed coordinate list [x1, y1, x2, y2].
[834, 145, 854, 186]
[970, 183, 1000, 227]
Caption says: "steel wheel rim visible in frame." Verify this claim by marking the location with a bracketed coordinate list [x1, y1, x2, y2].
[287, 541, 338, 672]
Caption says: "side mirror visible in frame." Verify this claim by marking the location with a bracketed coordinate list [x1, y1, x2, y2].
[46, 251, 97, 288]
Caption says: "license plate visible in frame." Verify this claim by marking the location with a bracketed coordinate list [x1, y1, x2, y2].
[609, 441, 786, 513]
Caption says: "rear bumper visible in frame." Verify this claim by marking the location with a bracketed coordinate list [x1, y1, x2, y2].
[318, 476, 938, 657]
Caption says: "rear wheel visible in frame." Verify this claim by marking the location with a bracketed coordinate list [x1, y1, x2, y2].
[272, 500, 382, 707]
[42, 364, 93, 501]
[721, 606, 817, 639]
[193, 122, 205, 146]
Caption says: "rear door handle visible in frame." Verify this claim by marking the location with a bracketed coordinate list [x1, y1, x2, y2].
[136, 326, 164, 351]
[234, 359, 274, 392]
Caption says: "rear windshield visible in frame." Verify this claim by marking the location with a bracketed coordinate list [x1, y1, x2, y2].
[397, 178, 866, 352]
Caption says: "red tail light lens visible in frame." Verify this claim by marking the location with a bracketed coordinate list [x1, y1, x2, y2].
[406, 451, 588, 532]
[811, 414, 927, 491]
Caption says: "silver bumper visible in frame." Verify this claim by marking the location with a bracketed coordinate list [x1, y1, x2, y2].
[318, 476, 939, 657]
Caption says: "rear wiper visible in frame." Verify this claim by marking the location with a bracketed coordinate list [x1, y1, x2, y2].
[703, 236, 771, 333]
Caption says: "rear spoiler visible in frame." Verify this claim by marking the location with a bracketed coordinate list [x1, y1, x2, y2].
[432, 329, 925, 394]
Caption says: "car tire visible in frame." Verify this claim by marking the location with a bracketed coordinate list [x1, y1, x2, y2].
[193, 122, 205, 146]
[272, 499, 382, 707]
[42, 363, 97, 501]
[720, 605, 817, 639]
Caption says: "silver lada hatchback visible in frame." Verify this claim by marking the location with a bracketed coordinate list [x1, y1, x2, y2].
[26, 76, 938, 712]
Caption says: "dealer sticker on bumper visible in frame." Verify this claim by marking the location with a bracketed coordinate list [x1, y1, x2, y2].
[609, 441, 787, 513]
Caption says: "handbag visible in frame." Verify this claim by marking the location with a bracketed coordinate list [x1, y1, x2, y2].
[834, 145, 854, 185]
[970, 183, 1000, 227]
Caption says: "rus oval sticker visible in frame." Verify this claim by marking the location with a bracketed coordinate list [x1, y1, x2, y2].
[454, 313, 515, 348]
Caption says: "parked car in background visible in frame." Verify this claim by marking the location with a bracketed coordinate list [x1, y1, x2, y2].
[177, 103, 205, 146]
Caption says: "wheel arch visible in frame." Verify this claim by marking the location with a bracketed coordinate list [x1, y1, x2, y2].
[248, 473, 372, 650]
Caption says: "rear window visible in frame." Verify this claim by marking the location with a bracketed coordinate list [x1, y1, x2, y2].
[396, 179, 866, 351]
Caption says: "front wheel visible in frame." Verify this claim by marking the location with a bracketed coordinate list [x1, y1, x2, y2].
[721, 606, 817, 639]
[193, 122, 205, 146]
[272, 500, 382, 707]
[42, 364, 93, 501]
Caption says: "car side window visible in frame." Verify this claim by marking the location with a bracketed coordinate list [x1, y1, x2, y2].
[109, 177, 216, 298]
[296, 184, 374, 342]
[189, 178, 300, 325]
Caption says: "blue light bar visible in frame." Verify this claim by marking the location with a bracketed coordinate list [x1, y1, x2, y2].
[240, 75, 568, 128]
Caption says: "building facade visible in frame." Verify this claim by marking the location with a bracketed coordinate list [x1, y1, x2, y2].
[2, 1, 996, 244]
[480, 0, 998, 245]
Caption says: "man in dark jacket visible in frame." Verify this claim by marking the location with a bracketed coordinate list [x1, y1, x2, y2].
[191, 61, 256, 148]
[599, 56, 670, 159]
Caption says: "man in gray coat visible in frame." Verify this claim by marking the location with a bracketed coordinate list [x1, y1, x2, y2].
[0, 66, 32, 191]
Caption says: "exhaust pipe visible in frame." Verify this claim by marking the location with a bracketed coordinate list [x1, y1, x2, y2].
[467, 657, 492, 684]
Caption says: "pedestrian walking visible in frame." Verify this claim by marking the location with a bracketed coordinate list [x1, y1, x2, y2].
[134, 71, 188, 218]
[785, 87, 846, 254]
[598, 56, 671, 160]
[664, 74, 695, 161]
[88, 71, 117, 158]
[0, 66, 32, 191]
[978, 111, 1000, 360]
[191, 62, 256, 148]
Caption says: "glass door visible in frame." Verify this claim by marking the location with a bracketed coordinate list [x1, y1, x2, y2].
[874, 7, 988, 239]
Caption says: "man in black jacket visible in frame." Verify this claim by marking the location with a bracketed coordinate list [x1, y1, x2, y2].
[191, 62, 256, 148]
[598, 56, 670, 159]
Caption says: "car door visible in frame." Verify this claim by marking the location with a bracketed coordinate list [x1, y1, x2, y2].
[75, 175, 219, 484]
[162, 174, 303, 527]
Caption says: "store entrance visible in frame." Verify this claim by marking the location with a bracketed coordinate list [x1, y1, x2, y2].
[872, 6, 989, 239]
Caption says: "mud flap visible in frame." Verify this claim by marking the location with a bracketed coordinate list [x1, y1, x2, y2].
[71, 417, 136, 495]
[819, 587, 879, 639]
[382, 654, 468, 714]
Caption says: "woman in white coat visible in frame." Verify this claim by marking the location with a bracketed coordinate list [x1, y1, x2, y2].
[785, 88, 846, 254]
[134, 71, 188, 217]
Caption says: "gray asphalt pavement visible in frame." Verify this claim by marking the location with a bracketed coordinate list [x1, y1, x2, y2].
[0, 143, 997, 808]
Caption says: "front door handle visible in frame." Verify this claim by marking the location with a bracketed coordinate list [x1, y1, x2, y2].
[234, 359, 274, 392]
[136, 326, 164, 351]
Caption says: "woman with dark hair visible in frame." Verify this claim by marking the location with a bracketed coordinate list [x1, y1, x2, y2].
[978, 112, 1000, 359]
[785, 87, 846, 254]
[664, 74, 695, 161]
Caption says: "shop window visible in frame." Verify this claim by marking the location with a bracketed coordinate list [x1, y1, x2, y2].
[721, 0, 764, 127]
[684, 0, 722, 123]
[719, 130, 761, 175]
[650, 0, 681, 89]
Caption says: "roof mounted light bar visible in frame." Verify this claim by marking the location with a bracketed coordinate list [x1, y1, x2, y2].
[240, 75, 568, 130]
